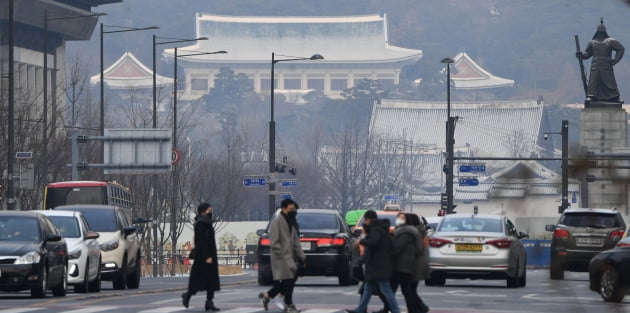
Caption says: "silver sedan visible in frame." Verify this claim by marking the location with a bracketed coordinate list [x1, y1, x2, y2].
[425, 213, 528, 288]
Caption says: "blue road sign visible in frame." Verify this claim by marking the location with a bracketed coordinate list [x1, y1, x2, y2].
[382, 194, 400, 201]
[281, 179, 298, 187]
[459, 164, 486, 173]
[279, 194, 293, 200]
[459, 177, 479, 186]
[243, 176, 267, 187]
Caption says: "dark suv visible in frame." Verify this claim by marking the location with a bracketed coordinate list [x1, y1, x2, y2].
[256, 209, 357, 286]
[546, 208, 626, 280]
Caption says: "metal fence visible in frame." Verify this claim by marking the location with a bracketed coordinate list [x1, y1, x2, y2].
[140, 248, 256, 277]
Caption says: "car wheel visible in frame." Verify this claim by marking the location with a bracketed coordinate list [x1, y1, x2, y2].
[506, 264, 519, 288]
[425, 274, 446, 287]
[518, 265, 527, 287]
[549, 257, 564, 280]
[88, 258, 102, 293]
[112, 256, 128, 290]
[599, 265, 627, 302]
[75, 262, 89, 293]
[126, 253, 141, 289]
[30, 266, 47, 298]
[51, 265, 67, 297]
[257, 266, 273, 286]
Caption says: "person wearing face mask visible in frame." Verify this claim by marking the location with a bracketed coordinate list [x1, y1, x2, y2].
[182, 202, 221, 311]
[258, 199, 305, 313]
[377, 213, 429, 313]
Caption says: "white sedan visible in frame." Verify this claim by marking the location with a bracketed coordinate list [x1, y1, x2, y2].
[425, 213, 528, 288]
[41, 210, 102, 293]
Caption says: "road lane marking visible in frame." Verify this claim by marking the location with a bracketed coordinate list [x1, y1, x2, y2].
[0, 308, 44, 313]
[61, 305, 119, 313]
[137, 306, 183, 313]
[302, 310, 339, 313]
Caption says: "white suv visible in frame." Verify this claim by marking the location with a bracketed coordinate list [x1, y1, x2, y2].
[54, 205, 141, 290]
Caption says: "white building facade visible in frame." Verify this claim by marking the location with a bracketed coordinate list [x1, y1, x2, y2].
[164, 14, 423, 100]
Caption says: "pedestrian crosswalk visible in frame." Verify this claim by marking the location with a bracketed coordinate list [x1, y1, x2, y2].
[0, 306, 344, 313]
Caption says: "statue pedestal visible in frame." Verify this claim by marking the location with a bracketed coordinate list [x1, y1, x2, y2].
[579, 107, 628, 210]
[585, 100, 624, 109]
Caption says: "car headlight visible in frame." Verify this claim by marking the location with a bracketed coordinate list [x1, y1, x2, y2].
[99, 240, 119, 252]
[14, 251, 41, 264]
[68, 248, 82, 260]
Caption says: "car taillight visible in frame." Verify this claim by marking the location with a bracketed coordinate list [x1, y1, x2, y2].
[486, 238, 512, 249]
[553, 229, 569, 239]
[616, 241, 630, 248]
[307, 238, 346, 247]
[428, 238, 452, 248]
[609, 230, 625, 241]
[259, 238, 270, 246]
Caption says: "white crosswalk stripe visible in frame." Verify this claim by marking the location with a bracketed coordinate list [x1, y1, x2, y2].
[136, 306, 182, 313]
[302, 309, 339, 313]
[60, 305, 119, 313]
[0, 308, 45, 313]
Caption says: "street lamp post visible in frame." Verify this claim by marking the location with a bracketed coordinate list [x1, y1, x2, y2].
[545, 120, 569, 213]
[441, 57, 457, 214]
[7, 0, 15, 209]
[100, 24, 158, 136]
[44, 11, 105, 142]
[153, 36, 208, 129]
[268, 53, 323, 218]
[166, 45, 224, 277]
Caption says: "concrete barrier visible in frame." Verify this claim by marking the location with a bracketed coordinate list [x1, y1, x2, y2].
[522, 239, 551, 268]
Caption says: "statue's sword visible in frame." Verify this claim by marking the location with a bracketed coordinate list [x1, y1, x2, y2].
[575, 34, 588, 97]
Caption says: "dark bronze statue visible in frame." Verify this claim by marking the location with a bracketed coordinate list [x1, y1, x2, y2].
[576, 20, 625, 104]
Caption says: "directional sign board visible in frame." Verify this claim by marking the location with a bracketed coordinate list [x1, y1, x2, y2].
[243, 176, 267, 187]
[279, 193, 293, 200]
[459, 177, 479, 186]
[459, 164, 486, 173]
[382, 194, 400, 201]
[280, 179, 298, 187]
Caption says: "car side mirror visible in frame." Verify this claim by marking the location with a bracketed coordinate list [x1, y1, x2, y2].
[545, 224, 556, 232]
[85, 231, 100, 240]
[518, 232, 529, 239]
[352, 229, 362, 237]
[256, 229, 266, 237]
[46, 233, 62, 242]
[123, 226, 136, 237]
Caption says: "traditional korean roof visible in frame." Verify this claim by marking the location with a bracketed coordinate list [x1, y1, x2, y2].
[451, 52, 514, 90]
[165, 13, 422, 64]
[369, 99, 543, 158]
[90, 52, 172, 89]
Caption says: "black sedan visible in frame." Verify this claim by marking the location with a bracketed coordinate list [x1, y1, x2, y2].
[0, 211, 68, 298]
[257, 209, 357, 286]
[589, 234, 630, 302]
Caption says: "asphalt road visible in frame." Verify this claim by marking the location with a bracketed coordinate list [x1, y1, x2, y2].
[0, 269, 628, 313]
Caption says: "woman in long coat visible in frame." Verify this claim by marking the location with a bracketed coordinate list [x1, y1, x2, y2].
[182, 203, 220, 311]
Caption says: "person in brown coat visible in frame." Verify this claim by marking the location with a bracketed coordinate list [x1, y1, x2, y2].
[258, 199, 305, 313]
[182, 203, 221, 311]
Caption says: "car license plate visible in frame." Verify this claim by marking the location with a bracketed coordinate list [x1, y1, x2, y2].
[455, 244, 482, 252]
[301, 242, 312, 251]
[576, 237, 603, 245]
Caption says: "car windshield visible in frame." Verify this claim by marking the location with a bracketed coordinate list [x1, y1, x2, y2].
[438, 217, 503, 233]
[76, 210, 118, 232]
[297, 213, 339, 231]
[358, 213, 398, 227]
[48, 216, 81, 238]
[0, 216, 41, 242]
[560, 213, 620, 228]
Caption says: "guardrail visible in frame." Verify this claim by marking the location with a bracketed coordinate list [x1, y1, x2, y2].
[140, 249, 255, 277]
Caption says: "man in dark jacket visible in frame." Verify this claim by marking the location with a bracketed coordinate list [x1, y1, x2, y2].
[345, 210, 400, 313]
[182, 203, 221, 311]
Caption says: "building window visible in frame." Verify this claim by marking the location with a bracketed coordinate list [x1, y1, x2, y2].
[284, 79, 301, 90]
[261, 79, 278, 90]
[331, 79, 348, 91]
[191, 78, 208, 91]
[307, 79, 324, 90]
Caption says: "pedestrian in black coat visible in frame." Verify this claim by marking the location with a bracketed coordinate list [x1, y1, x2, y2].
[182, 203, 221, 311]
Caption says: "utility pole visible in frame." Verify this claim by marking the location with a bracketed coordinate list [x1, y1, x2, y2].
[7, 0, 16, 210]
[560, 120, 569, 213]
[441, 57, 457, 214]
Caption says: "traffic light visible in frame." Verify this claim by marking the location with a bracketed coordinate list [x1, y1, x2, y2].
[440, 192, 447, 210]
